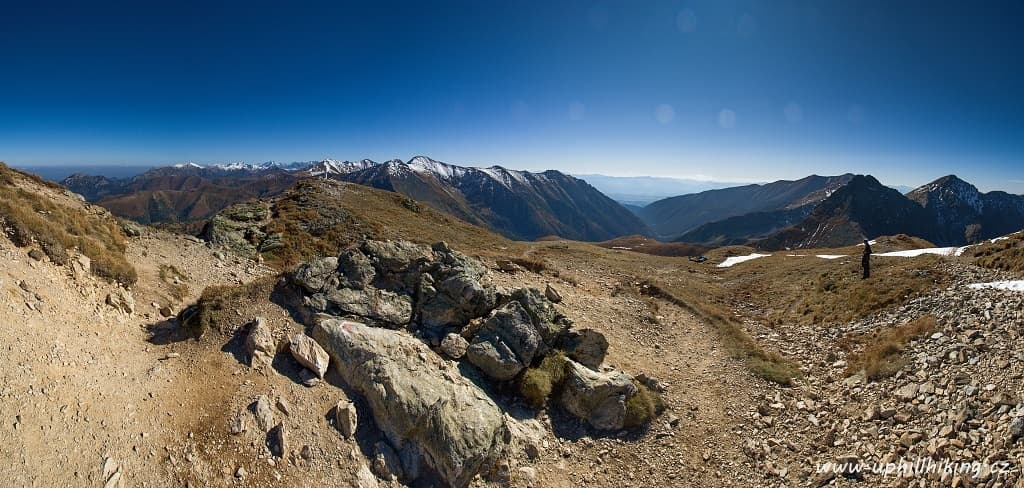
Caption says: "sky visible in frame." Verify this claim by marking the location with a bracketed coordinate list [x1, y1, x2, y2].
[1, 1, 1022, 192]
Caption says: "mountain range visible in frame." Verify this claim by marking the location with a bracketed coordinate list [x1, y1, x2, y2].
[63, 157, 649, 241]
[57, 158, 1024, 249]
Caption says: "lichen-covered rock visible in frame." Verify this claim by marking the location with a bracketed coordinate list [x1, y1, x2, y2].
[511, 287, 571, 345]
[293, 257, 339, 293]
[200, 202, 271, 258]
[313, 318, 508, 488]
[322, 287, 413, 326]
[466, 301, 541, 380]
[560, 359, 637, 431]
[417, 244, 496, 331]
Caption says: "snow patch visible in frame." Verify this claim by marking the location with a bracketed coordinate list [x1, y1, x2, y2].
[815, 255, 846, 260]
[718, 253, 771, 268]
[876, 247, 969, 257]
[968, 281, 1024, 292]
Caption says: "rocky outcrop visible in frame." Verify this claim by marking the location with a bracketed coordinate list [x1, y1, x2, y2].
[313, 317, 509, 488]
[200, 202, 271, 258]
[416, 242, 497, 332]
[292, 239, 659, 442]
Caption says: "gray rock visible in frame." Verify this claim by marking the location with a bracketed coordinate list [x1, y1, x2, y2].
[313, 318, 508, 488]
[440, 333, 470, 359]
[293, 257, 339, 293]
[201, 202, 271, 258]
[1010, 417, 1024, 439]
[337, 249, 376, 289]
[289, 334, 329, 379]
[268, 422, 287, 458]
[372, 441, 404, 482]
[334, 400, 358, 439]
[254, 395, 275, 432]
[511, 287, 571, 345]
[244, 317, 275, 367]
[275, 396, 291, 416]
[544, 283, 562, 303]
[560, 359, 637, 430]
[561, 328, 608, 370]
[466, 301, 541, 380]
[323, 287, 413, 326]
[360, 240, 431, 290]
[417, 246, 497, 331]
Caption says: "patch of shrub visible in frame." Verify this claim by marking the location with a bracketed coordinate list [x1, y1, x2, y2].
[511, 257, 547, 274]
[180, 285, 240, 338]
[518, 352, 568, 408]
[844, 315, 937, 381]
[624, 382, 665, 428]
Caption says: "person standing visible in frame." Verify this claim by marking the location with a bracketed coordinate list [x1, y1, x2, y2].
[861, 239, 872, 279]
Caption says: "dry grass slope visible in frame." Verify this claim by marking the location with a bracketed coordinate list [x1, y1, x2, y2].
[972, 231, 1024, 273]
[0, 162, 137, 285]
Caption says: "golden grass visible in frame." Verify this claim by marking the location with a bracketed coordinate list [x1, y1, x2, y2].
[0, 163, 137, 285]
[842, 315, 937, 380]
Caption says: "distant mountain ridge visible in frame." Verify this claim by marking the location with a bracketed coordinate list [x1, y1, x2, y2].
[62, 156, 650, 241]
[637, 173, 1023, 250]
[636, 174, 855, 239]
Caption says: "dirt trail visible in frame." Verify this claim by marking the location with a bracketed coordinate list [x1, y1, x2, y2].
[0, 230, 271, 487]
[490, 255, 768, 487]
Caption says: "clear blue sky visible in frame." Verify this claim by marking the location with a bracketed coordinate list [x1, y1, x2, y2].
[2, 1, 1022, 192]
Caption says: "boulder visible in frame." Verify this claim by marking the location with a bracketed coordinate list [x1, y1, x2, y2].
[322, 287, 413, 326]
[293, 257, 339, 293]
[337, 249, 376, 289]
[244, 317, 275, 367]
[334, 400, 358, 439]
[200, 202, 270, 258]
[268, 422, 287, 457]
[360, 240, 431, 291]
[440, 333, 469, 359]
[561, 329, 609, 370]
[313, 318, 508, 488]
[289, 334, 330, 379]
[466, 301, 541, 380]
[560, 359, 637, 431]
